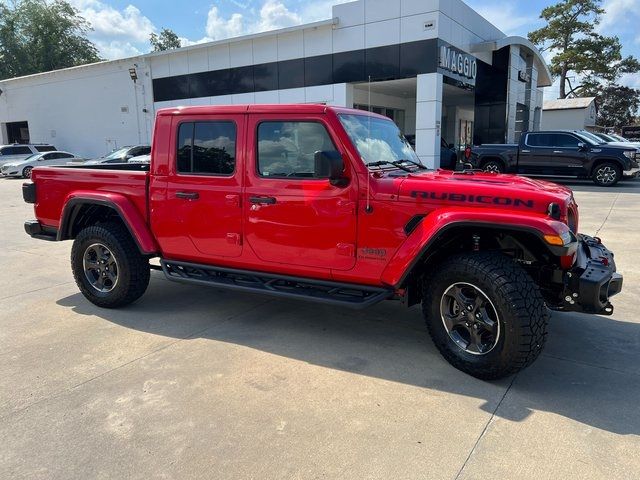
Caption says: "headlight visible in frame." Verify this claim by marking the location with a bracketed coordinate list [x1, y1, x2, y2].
[623, 150, 636, 159]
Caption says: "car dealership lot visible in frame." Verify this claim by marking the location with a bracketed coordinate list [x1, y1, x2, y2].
[1, 177, 639, 480]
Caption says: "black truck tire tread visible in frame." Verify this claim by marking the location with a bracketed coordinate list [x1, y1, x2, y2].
[422, 252, 548, 380]
[71, 222, 150, 308]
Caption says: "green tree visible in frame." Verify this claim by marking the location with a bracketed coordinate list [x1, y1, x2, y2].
[0, 0, 102, 80]
[528, 0, 639, 98]
[592, 84, 640, 129]
[150, 28, 182, 52]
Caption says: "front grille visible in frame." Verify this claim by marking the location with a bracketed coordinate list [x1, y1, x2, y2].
[568, 203, 579, 233]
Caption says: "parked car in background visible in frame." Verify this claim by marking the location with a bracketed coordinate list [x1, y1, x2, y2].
[469, 130, 640, 186]
[128, 154, 150, 164]
[83, 145, 151, 165]
[404, 135, 457, 170]
[1, 151, 82, 178]
[0, 144, 57, 167]
[590, 131, 640, 148]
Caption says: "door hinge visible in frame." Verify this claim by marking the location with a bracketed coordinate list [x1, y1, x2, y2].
[336, 243, 355, 257]
[226, 233, 242, 245]
[225, 194, 241, 207]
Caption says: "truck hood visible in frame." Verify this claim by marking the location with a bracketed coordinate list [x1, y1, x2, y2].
[396, 170, 574, 214]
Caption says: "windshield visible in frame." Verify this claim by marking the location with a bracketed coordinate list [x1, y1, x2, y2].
[338, 114, 423, 168]
[103, 147, 131, 160]
[21, 154, 39, 162]
[610, 134, 628, 142]
[575, 131, 605, 145]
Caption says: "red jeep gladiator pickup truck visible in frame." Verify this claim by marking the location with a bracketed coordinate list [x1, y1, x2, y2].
[22, 105, 623, 379]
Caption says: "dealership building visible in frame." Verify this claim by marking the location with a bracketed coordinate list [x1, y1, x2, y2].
[0, 0, 551, 167]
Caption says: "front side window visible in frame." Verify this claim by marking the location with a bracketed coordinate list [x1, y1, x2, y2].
[551, 134, 581, 148]
[257, 121, 338, 178]
[338, 114, 421, 167]
[177, 121, 236, 175]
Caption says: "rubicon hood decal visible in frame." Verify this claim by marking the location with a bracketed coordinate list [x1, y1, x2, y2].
[410, 191, 535, 208]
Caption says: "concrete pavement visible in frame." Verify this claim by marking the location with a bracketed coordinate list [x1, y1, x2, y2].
[0, 177, 639, 479]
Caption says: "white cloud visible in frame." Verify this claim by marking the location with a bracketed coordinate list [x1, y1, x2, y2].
[205, 6, 245, 40]
[69, 0, 156, 58]
[256, 0, 302, 30]
[203, 0, 304, 41]
[93, 40, 143, 59]
[599, 0, 638, 30]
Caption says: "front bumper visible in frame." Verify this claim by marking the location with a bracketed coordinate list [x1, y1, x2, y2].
[560, 234, 622, 315]
[623, 166, 640, 178]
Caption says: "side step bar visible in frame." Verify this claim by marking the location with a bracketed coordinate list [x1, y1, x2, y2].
[161, 259, 393, 309]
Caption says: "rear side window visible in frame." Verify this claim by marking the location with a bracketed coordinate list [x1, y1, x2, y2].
[1, 146, 32, 155]
[257, 121, 338, 178]
[526, 133, 551, 147]
[177, 122, 236, 175]
[34, 145, 56, 152]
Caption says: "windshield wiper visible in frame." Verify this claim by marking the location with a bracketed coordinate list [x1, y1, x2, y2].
[367, 160, 414, 173]
[397, 158, 428, 170]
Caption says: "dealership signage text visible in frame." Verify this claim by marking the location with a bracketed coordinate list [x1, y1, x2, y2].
[439, 46, 477, 80]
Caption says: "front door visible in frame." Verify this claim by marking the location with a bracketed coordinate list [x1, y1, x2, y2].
[152, 114, 244, 260]
[548, 133, 589, 176]
[243, 116, 358, 271]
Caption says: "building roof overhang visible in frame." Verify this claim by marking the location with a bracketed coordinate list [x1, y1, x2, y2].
[470, 36, 553, 87]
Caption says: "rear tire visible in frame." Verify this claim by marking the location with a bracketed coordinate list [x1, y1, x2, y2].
[422, 252, 548, 380]
[592, 162, 621, 187]
[481, 159, 504, 173]
[71, 222, 150, 308]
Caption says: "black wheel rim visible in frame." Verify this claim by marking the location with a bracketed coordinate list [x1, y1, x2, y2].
[440, 282, 500, 355]
[596, 166, 617, 185]
[83, 243, 119, 293]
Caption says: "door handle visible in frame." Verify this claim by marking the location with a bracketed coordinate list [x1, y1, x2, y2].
[553, 150, 563, 154]
[249, 196, 277, 205]
[176, 191, 199, 200]
[521, 150, 530, 153]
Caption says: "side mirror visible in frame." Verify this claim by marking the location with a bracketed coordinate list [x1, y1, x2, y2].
[577, 142, 587, 151]
[314, 150, 347, 187]
[448, 143, 455, 150]
[124, 154, 133, 160]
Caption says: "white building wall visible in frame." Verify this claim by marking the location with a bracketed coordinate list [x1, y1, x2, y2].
[541, 109, 593, 131]
[0, 59, 154, 158]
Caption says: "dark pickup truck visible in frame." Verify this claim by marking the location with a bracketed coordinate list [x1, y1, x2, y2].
[468, 130, 640, 186]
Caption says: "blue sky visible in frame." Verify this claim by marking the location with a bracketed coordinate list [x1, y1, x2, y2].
[69, 0, 640, 94]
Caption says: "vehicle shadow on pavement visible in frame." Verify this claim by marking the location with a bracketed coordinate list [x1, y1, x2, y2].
[57, 274, 640, 436]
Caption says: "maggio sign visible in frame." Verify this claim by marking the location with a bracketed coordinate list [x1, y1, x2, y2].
[439, 45, 477, 81]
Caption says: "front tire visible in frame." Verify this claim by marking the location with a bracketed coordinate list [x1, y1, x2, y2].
[22, 166, 33, 179]
[422, 252, 548, 380]
[71, 222, 150, 308]
[482, 159, 504, 173]
[592, 162, 621, 187]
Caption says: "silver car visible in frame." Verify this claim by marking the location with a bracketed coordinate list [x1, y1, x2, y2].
[0, 144, 57, 167]
[1, 151, 82, 178]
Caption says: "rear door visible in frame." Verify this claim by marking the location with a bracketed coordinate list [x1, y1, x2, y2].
[243, 115, 358, 271]
[518, 133, 557, 174]
[152, 114, 245, 260]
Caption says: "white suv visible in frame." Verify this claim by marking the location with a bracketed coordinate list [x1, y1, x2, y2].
[0, 144, 57, 166]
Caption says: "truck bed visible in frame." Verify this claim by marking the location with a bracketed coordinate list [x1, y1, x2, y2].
[31, 165, 149, 230]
